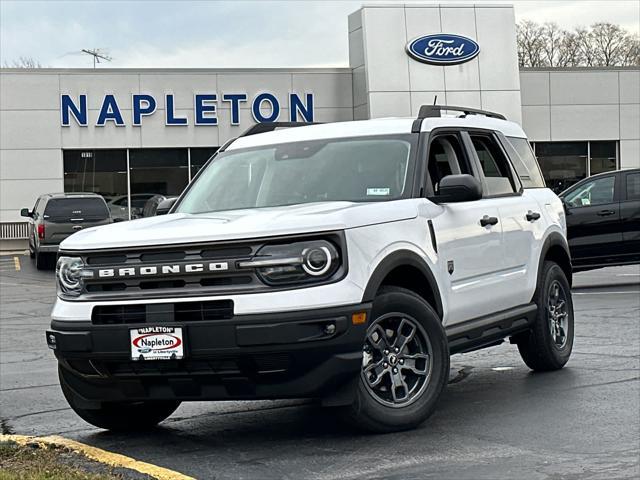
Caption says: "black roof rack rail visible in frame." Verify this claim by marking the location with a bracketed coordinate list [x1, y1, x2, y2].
[411, 105, 506, 132]
[238, 121, 322, 138]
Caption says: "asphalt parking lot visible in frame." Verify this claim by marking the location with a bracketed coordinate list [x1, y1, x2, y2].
[1, 253, 638, 480]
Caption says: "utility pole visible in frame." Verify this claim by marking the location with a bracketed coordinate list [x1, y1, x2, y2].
[81, 49, 112, 68]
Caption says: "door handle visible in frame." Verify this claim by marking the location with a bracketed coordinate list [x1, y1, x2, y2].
[597, 210, 615, 217]
[526, 211, 541, 221]
[72, 225, 83, 230]
[480, 215, 499, 227]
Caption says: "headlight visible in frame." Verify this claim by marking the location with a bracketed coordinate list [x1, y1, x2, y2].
[239, 240, 340, 285]
[56, 256, 93, 297]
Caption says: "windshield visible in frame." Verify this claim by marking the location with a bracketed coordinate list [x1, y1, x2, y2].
[176, 135, 416, 214]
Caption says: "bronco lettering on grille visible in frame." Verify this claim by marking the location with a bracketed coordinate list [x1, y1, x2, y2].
[97, 262, 229, 278]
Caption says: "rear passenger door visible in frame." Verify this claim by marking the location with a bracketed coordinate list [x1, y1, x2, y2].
[620, 171, 640, 263]
[463, 130, 543, 308]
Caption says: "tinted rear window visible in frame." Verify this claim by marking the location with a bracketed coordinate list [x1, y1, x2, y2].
[44, 198, 109, 219]
[626, 173, 640, 201]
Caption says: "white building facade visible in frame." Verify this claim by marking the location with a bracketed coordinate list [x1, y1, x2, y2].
[1, 3, 638, 247]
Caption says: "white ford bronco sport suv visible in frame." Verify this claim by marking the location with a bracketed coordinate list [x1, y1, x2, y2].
[47, 105, 574, 432]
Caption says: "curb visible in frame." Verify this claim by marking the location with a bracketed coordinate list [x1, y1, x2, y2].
[0, 434, 195, 480]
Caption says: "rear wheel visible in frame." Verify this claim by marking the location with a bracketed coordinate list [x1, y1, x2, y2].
[59, 368, 181, 431]
[343, 286, 449, 432]
[35, 250, 49, 270]
[517, 261, 574, 371]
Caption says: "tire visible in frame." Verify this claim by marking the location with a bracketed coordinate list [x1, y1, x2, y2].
[35, 250, 49, 270]
[59, 368, 181, 431]
[517, 261, 574, 371]
[342, 286, 449, 433]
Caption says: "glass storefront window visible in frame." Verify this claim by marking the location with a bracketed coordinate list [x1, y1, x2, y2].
[190, 147, 219, 179]
[534, 142, 587, 193]
[129, 149, 189, 218]
[589, 141, 617, 175]
[63, 150, 129, 221]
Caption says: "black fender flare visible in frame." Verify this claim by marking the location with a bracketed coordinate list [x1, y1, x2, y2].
[537, 231, 573, 287]
[362, 249, 443, 319]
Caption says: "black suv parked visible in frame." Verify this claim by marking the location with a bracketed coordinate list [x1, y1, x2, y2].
[21, 193, 112, 269]
[560, 168, 640, 271]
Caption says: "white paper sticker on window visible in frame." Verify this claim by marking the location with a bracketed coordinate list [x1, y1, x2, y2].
[367, 188, 391, 196]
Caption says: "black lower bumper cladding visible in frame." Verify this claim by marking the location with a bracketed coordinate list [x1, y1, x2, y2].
[48, 303, 371, 402]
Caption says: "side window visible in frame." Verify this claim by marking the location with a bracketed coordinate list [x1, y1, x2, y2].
[625, 173, 640, 201]
[564, 175, 615, 207]
[427, 134, 471, 194]
[505, 136, 546, 188]
[470, 134, 517, 196]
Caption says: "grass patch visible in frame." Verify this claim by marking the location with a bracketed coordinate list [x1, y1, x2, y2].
[0, 440, 139, 480]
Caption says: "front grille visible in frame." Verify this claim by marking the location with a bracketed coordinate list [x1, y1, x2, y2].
[79, 241, 261, 299]
[92, 300, 234, 325]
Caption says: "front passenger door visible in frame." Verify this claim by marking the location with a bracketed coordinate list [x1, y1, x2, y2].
[425, 132, 505, 324]
[562, 174, 622, 267]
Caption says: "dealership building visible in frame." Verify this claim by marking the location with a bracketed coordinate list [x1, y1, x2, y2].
[1, 3, 638, 249]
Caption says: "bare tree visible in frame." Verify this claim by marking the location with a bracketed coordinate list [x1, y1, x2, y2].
[517, 20, 639, 67]
[558, 31, 582, 67]
[574, 27, 598, 66]
[620, 34, 640, 66]
[2, 56, 43, 68]
[517, 20, 545, 67]
[591, 22, 629, 65]
[540, 22, 566, 67]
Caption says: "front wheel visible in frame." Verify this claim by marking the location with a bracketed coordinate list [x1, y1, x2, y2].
[517, 261, 574, 371]
[342, 286, 449, 432]
[59, 368, 181, 431]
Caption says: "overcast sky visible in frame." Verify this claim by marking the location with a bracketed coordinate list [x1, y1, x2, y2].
[1, 0, 638, 68]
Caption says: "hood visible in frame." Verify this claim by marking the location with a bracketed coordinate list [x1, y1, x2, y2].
[60, 200, 420, 251]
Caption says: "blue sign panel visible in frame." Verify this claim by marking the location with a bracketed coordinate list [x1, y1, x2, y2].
[406, 34, 480, 65]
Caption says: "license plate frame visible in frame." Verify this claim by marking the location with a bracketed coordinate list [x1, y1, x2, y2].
[129, 326, 184, 361]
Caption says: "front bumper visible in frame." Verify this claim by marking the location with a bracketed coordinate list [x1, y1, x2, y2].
[49, 303, 371, 404]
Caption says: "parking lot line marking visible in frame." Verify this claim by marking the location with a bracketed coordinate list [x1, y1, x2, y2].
[0, 434, 196, 480]
[573, 291, 639, 295]
[13, 256, 20, 271]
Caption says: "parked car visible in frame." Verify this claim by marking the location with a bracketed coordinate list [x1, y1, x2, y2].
[21, 193, 111, 270]
[560, 168, 640, 271]
[47, 107, 574, 433]
[107, 194, 157, 221]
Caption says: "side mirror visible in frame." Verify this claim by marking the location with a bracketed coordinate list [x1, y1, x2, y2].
[156, 198, 178, 216]
[20, 208, 32, 218]
[435, 174, 482, 203]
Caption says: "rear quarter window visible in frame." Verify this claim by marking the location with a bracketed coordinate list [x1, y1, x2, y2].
[44, 198, 109, 220]
[506, 137, 546, 188]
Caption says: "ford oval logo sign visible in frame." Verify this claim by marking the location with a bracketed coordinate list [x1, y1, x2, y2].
[406, 34, 480, 65]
